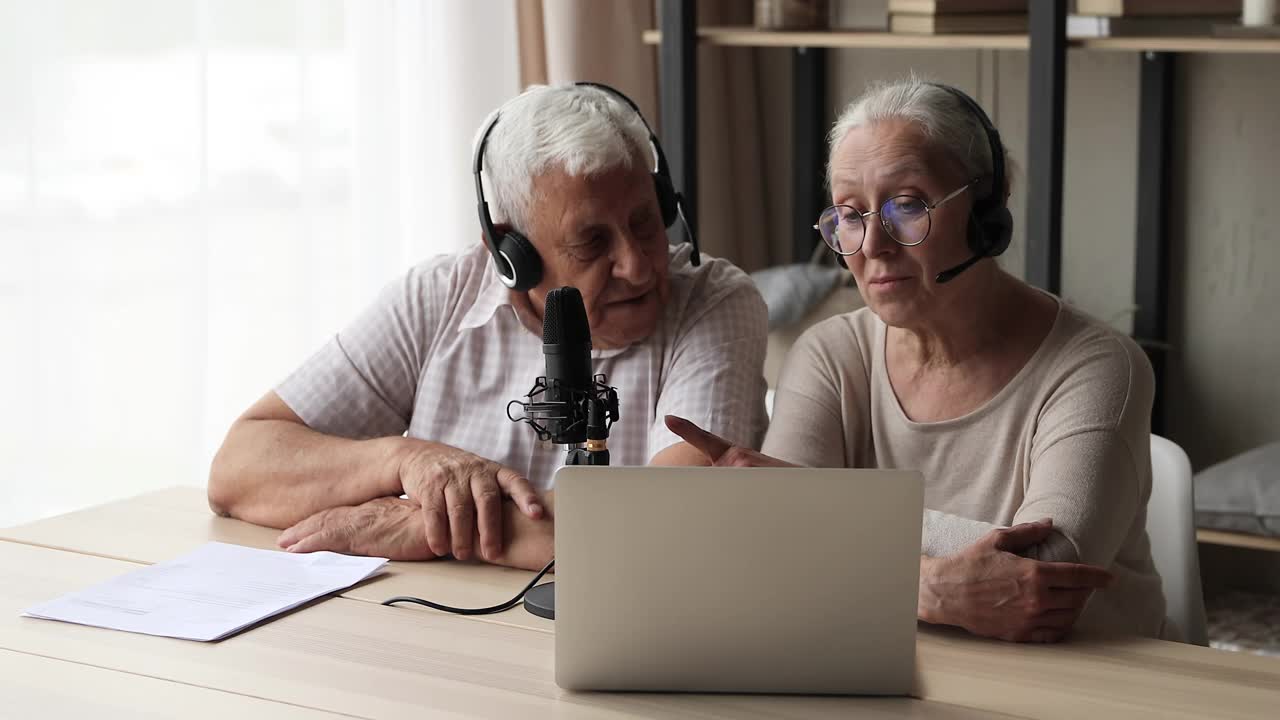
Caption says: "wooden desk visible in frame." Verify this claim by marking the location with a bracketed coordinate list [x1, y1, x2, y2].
[0, 542, 1005, 719]
[4, 488, 1280, 718]
[1, 648, 348, 719]
[0, 487, 553, 633]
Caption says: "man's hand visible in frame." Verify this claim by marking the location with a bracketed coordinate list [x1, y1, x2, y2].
[664, 415, 796, 468]
[919, 519, 1113, 643]
[278, 494, 554, 571]
[278, 496, 438, 561]
[398, 443, 544, 562]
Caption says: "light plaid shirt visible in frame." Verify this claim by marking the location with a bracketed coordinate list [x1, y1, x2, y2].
[276, 243, 768, 490]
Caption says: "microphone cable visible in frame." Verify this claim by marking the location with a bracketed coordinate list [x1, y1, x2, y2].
[380, 557, 555, 616]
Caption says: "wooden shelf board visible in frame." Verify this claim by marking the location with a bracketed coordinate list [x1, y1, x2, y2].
[1197, 528, 1280, 552]
[641, 27, 1029, 51]
[1078, 36, 1280, 53]
[643, 26, 1280, 54]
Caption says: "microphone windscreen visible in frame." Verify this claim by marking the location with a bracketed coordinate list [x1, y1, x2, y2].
[542, 287, 590, 346]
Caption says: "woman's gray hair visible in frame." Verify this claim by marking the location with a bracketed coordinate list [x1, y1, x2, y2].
[475, 84, 653, 233]
[827, 76, 1007, 197]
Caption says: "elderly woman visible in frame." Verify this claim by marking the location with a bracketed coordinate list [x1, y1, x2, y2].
[669, 77, 1168, 643]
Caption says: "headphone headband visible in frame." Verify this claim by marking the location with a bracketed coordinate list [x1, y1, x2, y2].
[572, 81, 672, 180]
[473, 111, 503, 259]
[472, 82, 698, 291]
[923, 83, 1013, 268]
[472, 83, 672, 205]
[929, 83, 1006, 216]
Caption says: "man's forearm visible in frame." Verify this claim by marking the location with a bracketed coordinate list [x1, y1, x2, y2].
[209, 418, 408, 529]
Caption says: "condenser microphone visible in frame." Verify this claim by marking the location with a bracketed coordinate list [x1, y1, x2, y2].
[935, 254, 983, 284]
[524, 286, 603, 623]
[542, 287, 594, 444]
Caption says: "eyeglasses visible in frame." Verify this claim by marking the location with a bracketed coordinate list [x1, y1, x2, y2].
[814, 181, 975, 256]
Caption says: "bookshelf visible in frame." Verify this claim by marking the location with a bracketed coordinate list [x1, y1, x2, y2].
[651, 0, 1280, 436]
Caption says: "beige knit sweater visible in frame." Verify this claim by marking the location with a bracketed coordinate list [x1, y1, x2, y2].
[762, 300, 1170, 639]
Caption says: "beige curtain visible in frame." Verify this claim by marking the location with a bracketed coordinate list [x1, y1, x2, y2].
[514, 0, 780, 272]
[516, 1, 659, 126]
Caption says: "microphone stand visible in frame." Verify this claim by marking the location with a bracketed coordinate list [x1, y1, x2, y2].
[563, 396, 612, 466]
[511, 377, 618, 620]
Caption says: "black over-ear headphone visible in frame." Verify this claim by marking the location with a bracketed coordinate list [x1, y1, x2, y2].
[929, 83, 1013, 283]
[472, 82, 699, 292]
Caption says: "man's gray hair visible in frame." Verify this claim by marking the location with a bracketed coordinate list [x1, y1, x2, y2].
[827, 75, 1005, 197]
[475, 84, 653, 233]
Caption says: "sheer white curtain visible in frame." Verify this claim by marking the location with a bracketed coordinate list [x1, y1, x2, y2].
[0, 0, 519, 527]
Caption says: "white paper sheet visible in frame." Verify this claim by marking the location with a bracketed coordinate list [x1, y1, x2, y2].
[22, 542, 388, 641]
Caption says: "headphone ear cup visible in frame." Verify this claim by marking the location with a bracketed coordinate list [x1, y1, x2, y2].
[966, 212, 987, 256]
[968, 207, 1014, 258]
[653, 173, 679, 228]
[981, 207, 1013, 257]
[496, 230, 543, 291]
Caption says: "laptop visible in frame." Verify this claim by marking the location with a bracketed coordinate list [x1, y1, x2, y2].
[553, 466, 923, 695]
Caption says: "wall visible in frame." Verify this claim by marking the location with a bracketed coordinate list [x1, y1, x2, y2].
[1164, 54, 1280, 469]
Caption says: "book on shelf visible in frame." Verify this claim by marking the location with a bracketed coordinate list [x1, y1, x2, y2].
[889, 12, 1027, 33]
[831, 0, 889, 29]
[1068, 13, 1238, 36]
[755, 0, 829, 30]
[1074, 0, 1241, 16]
[887, 0, 1026, 12]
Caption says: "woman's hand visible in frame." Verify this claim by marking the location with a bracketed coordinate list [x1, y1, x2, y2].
[664, 415, 797, 468]
[919, 519, 1113, 643]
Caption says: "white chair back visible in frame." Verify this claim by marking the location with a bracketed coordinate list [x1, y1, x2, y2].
[1148, 434, 1209, 645]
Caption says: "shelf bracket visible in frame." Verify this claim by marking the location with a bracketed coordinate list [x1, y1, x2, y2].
[792, 46, 828, 262]
[659, 0, 698, 236]
[1134, 51, 1175, 434]
[1025, 0, 1067, 294]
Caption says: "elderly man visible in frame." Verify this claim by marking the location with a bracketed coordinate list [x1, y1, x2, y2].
[207, 83, 768, 570]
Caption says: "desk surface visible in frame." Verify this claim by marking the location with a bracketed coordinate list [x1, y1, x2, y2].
[0, 486, 554, 633]
[0, 541, 1005, 719]
[1, 647, 348, 719]
[4, 487, 1280, 719]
